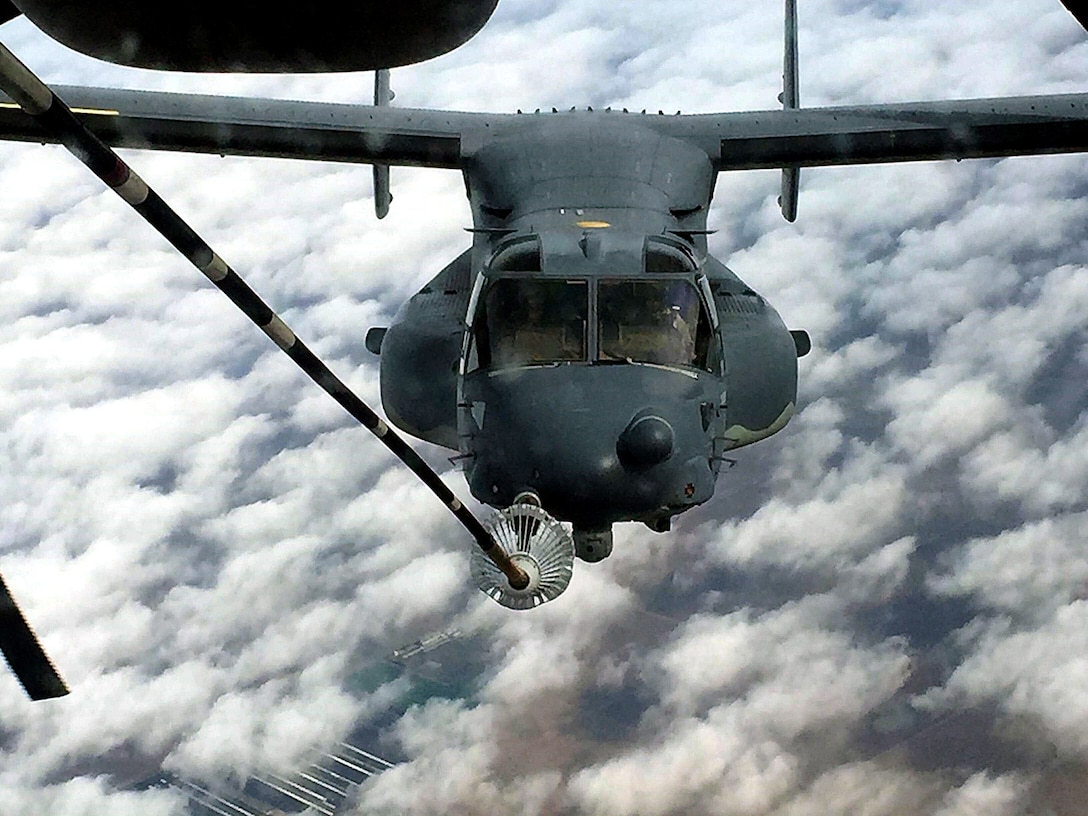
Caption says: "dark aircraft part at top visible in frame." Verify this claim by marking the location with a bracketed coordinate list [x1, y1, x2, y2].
[5, 0, 500, 71]
[1061, 1, 1088, 33]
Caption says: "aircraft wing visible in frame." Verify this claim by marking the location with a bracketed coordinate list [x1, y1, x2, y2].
[0, 85, 510, 169]
[651, 93, 1088, 171]
[4, 87, 1088, 175]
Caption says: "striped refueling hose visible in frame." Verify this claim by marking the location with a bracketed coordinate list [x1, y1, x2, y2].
[0, 42, 529, 591]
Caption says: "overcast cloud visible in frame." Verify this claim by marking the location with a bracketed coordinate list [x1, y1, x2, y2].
[1, 1, 1087, 814]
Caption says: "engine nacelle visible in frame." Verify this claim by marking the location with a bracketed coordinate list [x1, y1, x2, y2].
[375, 252, 470, 451]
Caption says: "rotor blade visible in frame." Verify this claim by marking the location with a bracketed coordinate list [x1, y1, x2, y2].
[0, 43, 529, 590]
[0, 572, 68, 700]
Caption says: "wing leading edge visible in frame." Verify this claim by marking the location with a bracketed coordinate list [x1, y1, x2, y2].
[3, 0, 1088, 190]
[2, 86, 1088, 179]
[0, 85, 510, 168]
[651, 93, 1088, 171]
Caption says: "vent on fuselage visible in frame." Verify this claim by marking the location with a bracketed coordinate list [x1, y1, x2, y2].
[716, 291, 766, 315]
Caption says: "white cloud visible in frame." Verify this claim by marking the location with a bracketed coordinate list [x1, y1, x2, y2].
[929, 512, 1088, 619]
[925, 601, 1088, 757]
[0, 776, 183, 816]
[933, 772, 1029, 816]
[772, 762, 942, 816]
[2, 0, 1087, 813]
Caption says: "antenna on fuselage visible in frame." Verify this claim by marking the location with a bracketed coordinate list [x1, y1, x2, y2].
[778, 0, 800, 222]
[373, 68, 393, 219]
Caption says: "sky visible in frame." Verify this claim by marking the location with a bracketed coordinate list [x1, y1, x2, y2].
[1, 1, 1088, 814]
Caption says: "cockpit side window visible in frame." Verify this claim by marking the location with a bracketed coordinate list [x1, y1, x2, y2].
[598, 279, 714, 370]
[472, 278, 588, 369]
[490, 238, 542, 273]
[644, 239, 697, 275]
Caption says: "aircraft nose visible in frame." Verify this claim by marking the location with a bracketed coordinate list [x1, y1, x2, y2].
[616, 412, 674, 470]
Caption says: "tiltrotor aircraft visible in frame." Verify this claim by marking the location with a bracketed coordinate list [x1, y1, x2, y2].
[1, 0, 1087, 699]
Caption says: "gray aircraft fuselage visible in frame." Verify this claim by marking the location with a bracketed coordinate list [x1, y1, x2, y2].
[377, 115, 803, 551]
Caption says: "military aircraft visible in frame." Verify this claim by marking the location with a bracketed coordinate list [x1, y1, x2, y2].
[1, 0, 1087, 699]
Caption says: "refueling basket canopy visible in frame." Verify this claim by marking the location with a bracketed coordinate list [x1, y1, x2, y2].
[471, 504, 574, 610]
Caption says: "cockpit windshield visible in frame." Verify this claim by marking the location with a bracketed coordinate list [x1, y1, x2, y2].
[473, 278, 588, 368]
[468, 277, 713, 372]
[598, 279, 712, 369]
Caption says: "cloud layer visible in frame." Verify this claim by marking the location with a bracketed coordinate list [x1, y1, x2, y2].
[2, 1, 1087, 814]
